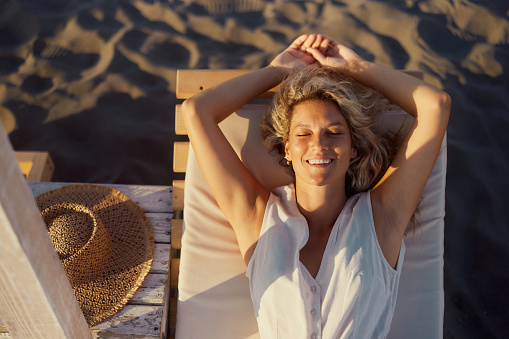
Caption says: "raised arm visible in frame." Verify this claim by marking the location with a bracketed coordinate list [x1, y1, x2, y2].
[182, 35, 324, 264]
[307, 37, 451, 267]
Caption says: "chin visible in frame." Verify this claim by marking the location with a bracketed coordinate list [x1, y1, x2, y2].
[302, 172, 347, 188]
[301, 175, 334, 187]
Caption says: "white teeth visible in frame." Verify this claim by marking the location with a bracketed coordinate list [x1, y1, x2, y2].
[308, 159, 332, 165]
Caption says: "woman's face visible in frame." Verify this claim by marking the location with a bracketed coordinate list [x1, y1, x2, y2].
[285, 100, 356, 187]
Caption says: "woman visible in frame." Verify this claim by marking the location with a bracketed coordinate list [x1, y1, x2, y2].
[182, 34, 450, 338]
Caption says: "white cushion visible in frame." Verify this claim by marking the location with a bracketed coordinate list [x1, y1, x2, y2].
[176, 105, 445, 339]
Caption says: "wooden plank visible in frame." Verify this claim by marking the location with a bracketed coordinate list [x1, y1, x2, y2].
[90, 305, 163, 338]
[15, 152, 39, 175]
[175, 106, 187, 135]
[31, 152, 55, 181]
[146, 213, 172, 244]
[169, 298, 178, 329]
[170, 259, 180, 290]
[159, 268, 171, 339]
[17, 161, 33, 179]
[177, 69, 278, 99]
[152, 243, 171, 274]
[173, 142, 189, 173]
[29, 183, 172, 214]
[15, 151, 55, 182]
[171, 219, 183, 250]
[176, 69, 423, 99]
[0, 126, 91, 338]
[172, 180, 185, 211]
[130, 273, 166, 306]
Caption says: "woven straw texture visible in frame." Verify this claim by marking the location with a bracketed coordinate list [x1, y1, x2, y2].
[35, 184, 154, 326]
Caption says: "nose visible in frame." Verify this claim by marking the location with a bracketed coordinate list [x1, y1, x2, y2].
[311, 132, 328, 151]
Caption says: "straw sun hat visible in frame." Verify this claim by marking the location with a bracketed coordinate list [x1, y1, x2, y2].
[35, 184, 154, 326]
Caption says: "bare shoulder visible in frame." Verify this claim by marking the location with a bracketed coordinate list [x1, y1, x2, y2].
[182, 96, 270, 265]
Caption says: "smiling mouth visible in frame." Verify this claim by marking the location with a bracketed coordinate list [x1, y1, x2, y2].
[307, 158, 333, 165]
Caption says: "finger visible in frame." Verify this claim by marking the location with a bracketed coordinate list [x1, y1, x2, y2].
[319, 37, 330, 55]
[301, 34, 316, 52]
[311, 34, 323, 49]
[307, 47, 326, 64]
[289, 34, 309, 49]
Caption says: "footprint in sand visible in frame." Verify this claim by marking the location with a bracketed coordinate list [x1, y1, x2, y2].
[121, 29, 199, 69]
[20, 74, 54, 95]
[29, 14, 130, 84]
[33, 39, 100, 77]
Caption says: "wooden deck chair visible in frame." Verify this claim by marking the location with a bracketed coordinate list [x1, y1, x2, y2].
[170, 70, 446, 339]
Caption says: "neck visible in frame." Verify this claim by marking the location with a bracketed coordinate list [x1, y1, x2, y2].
[295, 180, 347, 235]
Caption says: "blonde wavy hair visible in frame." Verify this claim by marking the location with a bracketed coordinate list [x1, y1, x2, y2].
[261, 66, 400, 196]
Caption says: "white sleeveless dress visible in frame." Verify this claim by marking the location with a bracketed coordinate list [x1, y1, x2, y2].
[247, 184, 405, 339]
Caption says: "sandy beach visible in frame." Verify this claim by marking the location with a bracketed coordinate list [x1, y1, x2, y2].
[1, 0, 508, 337]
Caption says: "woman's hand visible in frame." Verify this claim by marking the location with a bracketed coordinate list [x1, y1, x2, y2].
[269, 34, 327, 70]
[305, 35, 365, 73]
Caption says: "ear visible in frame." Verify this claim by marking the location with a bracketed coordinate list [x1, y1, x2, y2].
[351, 146, 357, 159]
[284, 141, 291, 161]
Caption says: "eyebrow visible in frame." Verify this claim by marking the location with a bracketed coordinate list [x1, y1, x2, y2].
[293, 122, 346, 129]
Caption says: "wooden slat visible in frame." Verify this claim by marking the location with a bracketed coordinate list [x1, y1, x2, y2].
[152, 243, 171, 274]
[170, 259, 180, 290]
[15, 151, 54, 182]
[171, 219, 183, 250]
[130, 273, 166, 305]
[146, 213, 172, 244]
[176, 69, 423, 99]
[177, 69, 278, 99]
[159, 265, 171, 339]
[172, 180, 185, 211]
[173, 142, 189, 173]
[175, 106, 186, 135]
[90, 305, 163, 338]
[0, 126, 91, 338]
[31, 152, 54, 181]
[169, 298, 178, 329]
[18, 161, 33, 179]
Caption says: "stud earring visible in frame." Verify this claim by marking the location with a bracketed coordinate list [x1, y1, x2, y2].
[285, 155, 291, 166]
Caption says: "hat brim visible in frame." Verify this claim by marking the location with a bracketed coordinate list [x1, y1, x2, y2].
[36, 184, 154, 326]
